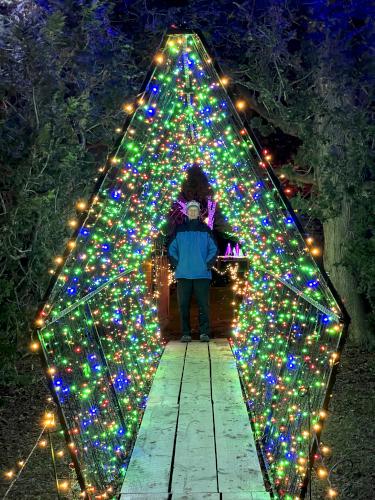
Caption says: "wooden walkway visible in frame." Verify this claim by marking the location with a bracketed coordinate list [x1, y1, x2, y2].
[120, 339, 270, 500]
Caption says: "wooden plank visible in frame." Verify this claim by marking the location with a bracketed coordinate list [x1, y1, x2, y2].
[121, 403, 179, 494]
[213, 400, 265, 493]
[121, 341, 185, 495]
[171, 400, 217, 494]
[210, 340, 267, 494]
[222, 493, 271, 500]
[146, 379, 182, 405]
[209, 340, 244, 403]
[179, 341, 211, 403]
[250, 493, 271, 500]
[172, 494, 220, 499]
[146, 342, 186, 405]
[209, 338, 236, 359]
[210, 365, 244, 403]
[120, 494, 169, 500]
[158, 341, 187, 362]
[184, 340, 210, 361]
[171, 342, 217, 494]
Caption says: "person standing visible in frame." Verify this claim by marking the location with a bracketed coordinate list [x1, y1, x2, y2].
[167, 200, 218, 342]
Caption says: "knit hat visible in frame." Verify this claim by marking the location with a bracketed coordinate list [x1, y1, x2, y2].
[186, 200, 200, 211]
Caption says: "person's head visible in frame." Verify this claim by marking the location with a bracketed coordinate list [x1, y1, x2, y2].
[186, 200, 200, 220]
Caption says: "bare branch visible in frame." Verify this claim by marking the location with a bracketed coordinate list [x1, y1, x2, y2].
[32, 86, 39, 129]
[232, 82, 301, 137]
[0, 192, 7, 215]
[277, 166, 316, 186]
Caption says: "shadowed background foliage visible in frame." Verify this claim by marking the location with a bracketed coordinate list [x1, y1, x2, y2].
[0, 0, 373, 382]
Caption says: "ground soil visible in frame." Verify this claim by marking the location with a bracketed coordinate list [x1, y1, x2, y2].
[0, 284, 374, 499]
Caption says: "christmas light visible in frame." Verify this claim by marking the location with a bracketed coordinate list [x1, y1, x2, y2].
[58, 480, 69, 491]
[235, 99, 246, 110]
[69, 219, 79, 228]
[122, 103, 135, 113]
[327, 488, 338, 498]
[30, 341, 40, 351]
[76, 200, 87, 211]
[33, 32, 347, 499]
[310, 247, 321, 256]
[317, 467, 328, 479]
[154, 53, 165, 64]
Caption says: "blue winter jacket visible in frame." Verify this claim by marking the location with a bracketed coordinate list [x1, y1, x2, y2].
[167, 218, 218, 279]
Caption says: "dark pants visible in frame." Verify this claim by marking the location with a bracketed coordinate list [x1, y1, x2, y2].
[177, 278, 211, 337]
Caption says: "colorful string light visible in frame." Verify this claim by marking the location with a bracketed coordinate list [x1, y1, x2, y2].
[34, 32, 347, 498]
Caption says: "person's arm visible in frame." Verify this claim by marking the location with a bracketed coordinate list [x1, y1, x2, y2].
[167, 234, 179, 268]
[206, 232, 218, 269]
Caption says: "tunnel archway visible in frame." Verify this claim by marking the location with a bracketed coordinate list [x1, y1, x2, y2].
[34, 30, 349, 499]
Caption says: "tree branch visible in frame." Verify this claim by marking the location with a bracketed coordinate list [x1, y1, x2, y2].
[277, 165, 316, 186]
[232, 82, 301, 138]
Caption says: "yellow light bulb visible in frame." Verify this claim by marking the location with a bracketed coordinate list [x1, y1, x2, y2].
[68, 219, 78, 228]
[154, 53, 165, 64]
[311, 247, 321, 256]
[122, 103, 134, 113]
[58, 480, 69, 491]
[35, 318, 45, 327]
[318, 467, 328, 479]
[236, 99, 246, 110]
[220, 76, 230, 86]
[327, 488, 338, 498]
[44, 412, 55, 428]
[30, 341, 39, 351]
[76, 201, 87, 211]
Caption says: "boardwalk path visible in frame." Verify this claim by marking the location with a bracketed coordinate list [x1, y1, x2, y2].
[120, 339, 270, 500]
